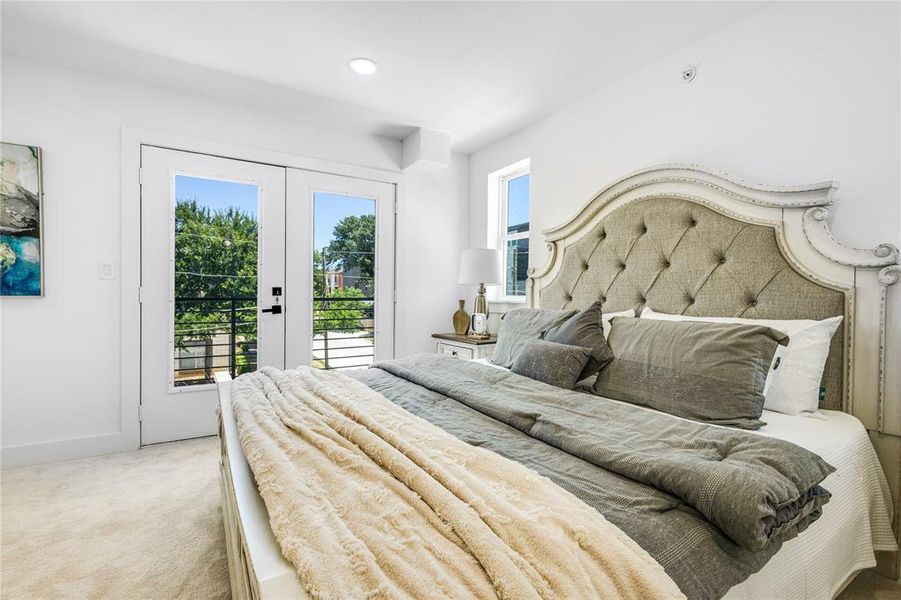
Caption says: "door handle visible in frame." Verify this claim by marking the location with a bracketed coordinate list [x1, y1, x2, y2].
[261, 305, 282, 314]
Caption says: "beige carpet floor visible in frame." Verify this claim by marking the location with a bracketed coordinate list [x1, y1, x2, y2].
[1, 438, 228, 599]
[1, 437, 899, 599]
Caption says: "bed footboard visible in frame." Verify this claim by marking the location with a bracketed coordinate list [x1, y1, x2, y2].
[216, 372, 308, 599]
[219, 430, 259, 600]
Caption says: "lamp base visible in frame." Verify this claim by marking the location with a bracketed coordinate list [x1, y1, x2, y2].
[469, 312, 488, 337]
[473, 283, 489, 318]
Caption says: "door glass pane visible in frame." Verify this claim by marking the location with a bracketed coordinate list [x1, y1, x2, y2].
[505, 238, 529, 296]
[506, 174, 530, 234]
[313, 192, 376, 370]
[173, 175, 259, 386]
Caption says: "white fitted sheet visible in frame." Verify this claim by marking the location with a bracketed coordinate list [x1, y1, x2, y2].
[473, 358, 897, 598]
[725, 409, 896, 599]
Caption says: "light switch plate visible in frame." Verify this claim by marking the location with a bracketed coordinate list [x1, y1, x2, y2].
[99, 262, 115, 280]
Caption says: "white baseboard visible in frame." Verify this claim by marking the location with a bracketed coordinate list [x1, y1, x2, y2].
[1, 432, 139, 469]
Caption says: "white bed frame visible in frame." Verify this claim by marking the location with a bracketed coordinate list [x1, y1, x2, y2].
[217, 164, 901, 597]
[216, 372, 309, 599]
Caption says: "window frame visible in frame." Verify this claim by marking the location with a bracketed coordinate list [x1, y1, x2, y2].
[490, 160, 531, 303]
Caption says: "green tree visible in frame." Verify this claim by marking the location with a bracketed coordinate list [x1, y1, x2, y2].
[174, 200, 257, 298]
[173, 199, 258, 376]
[313, 248, 326, 299]
[313, 286, 369, 334]
[324, 214, 375, 280]
[314, 213, 376, 334]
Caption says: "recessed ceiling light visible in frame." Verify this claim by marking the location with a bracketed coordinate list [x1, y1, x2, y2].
[349, 57, 378, 76]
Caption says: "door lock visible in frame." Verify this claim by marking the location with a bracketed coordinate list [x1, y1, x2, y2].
[261, 305, 282, 314]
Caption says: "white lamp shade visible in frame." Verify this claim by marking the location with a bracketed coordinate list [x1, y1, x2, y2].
[458, 248, 502, 285]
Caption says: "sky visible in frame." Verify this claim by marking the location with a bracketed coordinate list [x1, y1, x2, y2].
[314, 192, 375, 251]
[175, 176, 375, 249]
[176, 175, 258, 217]
[507, 173, 530, 230]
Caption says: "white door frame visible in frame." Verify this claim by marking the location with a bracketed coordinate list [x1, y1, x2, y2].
[121, 127, 402, 450]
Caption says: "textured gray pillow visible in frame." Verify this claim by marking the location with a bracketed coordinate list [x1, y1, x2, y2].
[593, 317, 788, 429]
[491, 307, 577, 368]
[542, 301, 614, 381]
[511, 339, 592, 389]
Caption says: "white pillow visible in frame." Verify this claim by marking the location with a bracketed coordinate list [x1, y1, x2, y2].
[602, 309, 635, 338]
[640, 307, 842, 415]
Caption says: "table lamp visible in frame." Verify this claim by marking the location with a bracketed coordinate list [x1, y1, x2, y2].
[458, 248, 502, 337]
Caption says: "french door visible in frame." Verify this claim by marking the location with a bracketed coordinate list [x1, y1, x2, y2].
[286, 170, 395, 370]
[140, 146, 395, 444]
[140, 147, 286, 444]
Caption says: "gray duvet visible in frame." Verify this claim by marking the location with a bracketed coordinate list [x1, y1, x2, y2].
[348, 354, 834, 600]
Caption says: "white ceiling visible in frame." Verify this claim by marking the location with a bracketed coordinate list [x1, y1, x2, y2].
[1, 2, 763, 153]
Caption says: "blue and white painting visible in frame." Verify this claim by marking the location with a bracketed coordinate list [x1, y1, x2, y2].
[1, 143, 43, 296]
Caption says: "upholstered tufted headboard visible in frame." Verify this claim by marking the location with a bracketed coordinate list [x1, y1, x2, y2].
[538, 197, 846, 408]
[528, 165, 900, 426]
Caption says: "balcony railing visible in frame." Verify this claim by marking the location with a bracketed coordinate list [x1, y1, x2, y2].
[172, 294, 376, 385]
[313, 295, 374, 370]
[173, 296, 257, 386]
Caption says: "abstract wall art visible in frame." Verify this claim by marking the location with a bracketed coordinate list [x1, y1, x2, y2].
[1, 142, 43, 296]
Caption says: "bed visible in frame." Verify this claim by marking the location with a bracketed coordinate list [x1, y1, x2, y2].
[217, 164, 901, 599]
[469, 357, 896, 599]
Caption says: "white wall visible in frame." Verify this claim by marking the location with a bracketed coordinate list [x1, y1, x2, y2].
[0, 56, 468, 465]
[396, 155, 471, 356]
[470, 2, 901, 271]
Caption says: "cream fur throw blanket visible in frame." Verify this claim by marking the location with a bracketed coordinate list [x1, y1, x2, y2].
[231, 366, 684, 600]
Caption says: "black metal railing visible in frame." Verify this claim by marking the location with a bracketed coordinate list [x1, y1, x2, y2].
[172, 293, 376, 382]
[173, 296, 257, 386]
[312, 295, 375, 370]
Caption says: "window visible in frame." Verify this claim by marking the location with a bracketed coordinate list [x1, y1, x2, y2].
[312, 192, 376, 370]
[172, 175, 259, 387]
[490, 160, 530, 300]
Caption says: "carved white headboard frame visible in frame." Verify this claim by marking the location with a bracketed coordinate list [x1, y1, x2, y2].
[527, 164, 901, 566]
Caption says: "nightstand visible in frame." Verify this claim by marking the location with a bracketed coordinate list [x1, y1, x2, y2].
[431, 333, 497, 361]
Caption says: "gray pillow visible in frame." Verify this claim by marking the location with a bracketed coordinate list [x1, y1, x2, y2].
[511, 339, 592, 389]
[542, 301, 614, 381]
[491, 307, 577, 368]
[593, 317, 788, 429]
